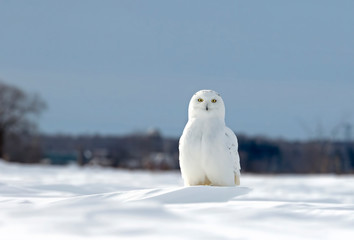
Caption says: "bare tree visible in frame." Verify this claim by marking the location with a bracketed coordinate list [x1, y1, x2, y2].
[0, 81, 46, 159]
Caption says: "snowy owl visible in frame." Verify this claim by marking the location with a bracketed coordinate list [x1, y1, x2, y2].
[179, 90, 241, 186]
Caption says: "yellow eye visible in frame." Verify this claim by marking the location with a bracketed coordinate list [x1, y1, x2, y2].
[197, 98, 204, 102]
[211, 99, 217, 103]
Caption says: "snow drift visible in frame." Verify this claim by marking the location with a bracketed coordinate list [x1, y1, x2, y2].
[0, 160, 353, 239]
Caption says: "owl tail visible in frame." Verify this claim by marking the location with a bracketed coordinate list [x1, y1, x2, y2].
[234, 174, 241, 186]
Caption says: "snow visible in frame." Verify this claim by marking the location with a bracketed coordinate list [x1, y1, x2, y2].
[0, 160, 353, 239]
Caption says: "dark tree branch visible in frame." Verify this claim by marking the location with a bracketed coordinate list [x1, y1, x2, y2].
[0, 81, 46, 159]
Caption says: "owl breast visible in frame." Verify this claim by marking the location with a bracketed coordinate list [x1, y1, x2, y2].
[179, 118, 235, 186]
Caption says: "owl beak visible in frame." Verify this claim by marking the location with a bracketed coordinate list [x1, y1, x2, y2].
[206, 105, 209, 111]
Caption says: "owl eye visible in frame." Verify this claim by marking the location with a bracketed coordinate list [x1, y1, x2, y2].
[211, 99, 217, 103]
[197, 98, 204, 102]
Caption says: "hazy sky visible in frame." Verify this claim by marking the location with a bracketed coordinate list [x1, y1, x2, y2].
[1, 0, 353, 140]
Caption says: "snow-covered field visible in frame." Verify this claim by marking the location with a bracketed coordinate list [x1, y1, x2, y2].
[0, 160, 353, 240]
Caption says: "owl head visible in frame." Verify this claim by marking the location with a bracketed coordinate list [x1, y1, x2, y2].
[188, 90, 225, 120]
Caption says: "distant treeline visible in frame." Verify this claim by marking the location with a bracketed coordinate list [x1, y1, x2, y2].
[2, 130, 353, 174]
[2, 80, 353, 173]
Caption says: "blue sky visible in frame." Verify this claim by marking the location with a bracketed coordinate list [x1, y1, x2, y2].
[1, 0, 353, 140]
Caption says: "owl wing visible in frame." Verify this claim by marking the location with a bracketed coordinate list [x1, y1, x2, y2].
[224, 127, 241, 184]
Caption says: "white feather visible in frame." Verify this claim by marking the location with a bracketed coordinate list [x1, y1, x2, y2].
[179, 90, 241, 186]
